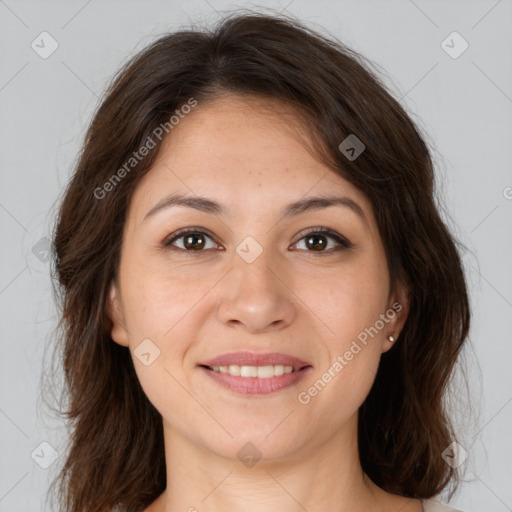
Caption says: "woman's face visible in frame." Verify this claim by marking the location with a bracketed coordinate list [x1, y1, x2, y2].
[109, 94, 408, 462]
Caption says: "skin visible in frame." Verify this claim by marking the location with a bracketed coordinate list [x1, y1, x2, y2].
[108, 94, 421, 512]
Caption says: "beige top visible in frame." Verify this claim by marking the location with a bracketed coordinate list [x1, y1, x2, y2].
[422, 498, 462, 511]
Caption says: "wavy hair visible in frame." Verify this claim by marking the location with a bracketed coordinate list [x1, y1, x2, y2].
[47, 10, 471, 512]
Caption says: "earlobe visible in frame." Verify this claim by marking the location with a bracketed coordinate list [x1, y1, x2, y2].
[107, 281, 129, 347]
[382, 284, 410, 353]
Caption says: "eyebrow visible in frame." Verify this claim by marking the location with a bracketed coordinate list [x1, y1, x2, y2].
[143, 192, 367, 225]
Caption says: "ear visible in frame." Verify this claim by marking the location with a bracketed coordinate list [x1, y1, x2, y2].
[107, 280, 129, 347]
[381, 283, 410, 354]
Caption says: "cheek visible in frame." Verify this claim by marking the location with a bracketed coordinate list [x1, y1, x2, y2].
[118, 260, 223, 382]
[295, 260, 388, 398]
[120, 258, 203, 339]
[298, 281, 385, 421]
[302, 262, 388, 344]
[119, 266, 204, 414]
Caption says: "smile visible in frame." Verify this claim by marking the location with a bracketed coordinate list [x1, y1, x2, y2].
[198, 351, 313, 394]
[199, 364, 312, 395]
[206, 364, 299, 378]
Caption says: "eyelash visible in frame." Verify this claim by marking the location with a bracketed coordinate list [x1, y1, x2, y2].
[162, 226, 353, 255]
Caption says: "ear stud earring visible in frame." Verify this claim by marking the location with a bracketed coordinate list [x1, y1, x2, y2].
[387, 335, 395, 342]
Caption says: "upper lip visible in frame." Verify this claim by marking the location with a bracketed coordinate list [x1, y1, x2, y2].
[199, 351, 312, 368]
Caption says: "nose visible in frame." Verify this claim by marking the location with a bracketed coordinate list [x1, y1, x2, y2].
[216, 248, 297, 334]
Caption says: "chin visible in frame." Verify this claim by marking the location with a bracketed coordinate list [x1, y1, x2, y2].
[203, 424, 308, 466]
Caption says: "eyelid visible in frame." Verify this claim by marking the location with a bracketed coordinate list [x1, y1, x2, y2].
[291, 226, 353, 250]
[162, 226, 220, 247]
[162, 226, 353, 252]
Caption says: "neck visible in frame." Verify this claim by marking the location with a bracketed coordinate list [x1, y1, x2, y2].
[156, 413, 390, 512]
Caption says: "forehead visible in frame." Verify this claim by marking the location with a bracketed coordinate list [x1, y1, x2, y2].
[128, 94, 374, 226]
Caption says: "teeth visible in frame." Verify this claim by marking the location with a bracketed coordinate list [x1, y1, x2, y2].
[210, 364, 297, 378]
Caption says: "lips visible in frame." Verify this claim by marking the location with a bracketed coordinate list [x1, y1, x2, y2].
[199, 351, 311, 369]
[198, 351, 313, 395]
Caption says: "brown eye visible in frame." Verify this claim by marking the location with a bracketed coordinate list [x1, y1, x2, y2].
[163, 228, 218, 251]
[181, 233, 206, 250]
[293, 228, 352, 254]
[305, 234, 328, 251]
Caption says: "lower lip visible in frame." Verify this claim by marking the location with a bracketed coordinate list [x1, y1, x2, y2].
[199, 366, 311, 395]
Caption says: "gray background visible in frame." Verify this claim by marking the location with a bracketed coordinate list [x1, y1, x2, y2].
[1, 0, 511, 510]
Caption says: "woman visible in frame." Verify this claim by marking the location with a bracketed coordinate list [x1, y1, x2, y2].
[49, 11, 470, 512]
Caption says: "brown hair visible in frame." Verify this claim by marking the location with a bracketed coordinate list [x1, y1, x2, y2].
[47, 10, 471, 512]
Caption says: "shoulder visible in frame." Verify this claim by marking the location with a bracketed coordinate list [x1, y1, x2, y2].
[422, 498, 464, 512]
